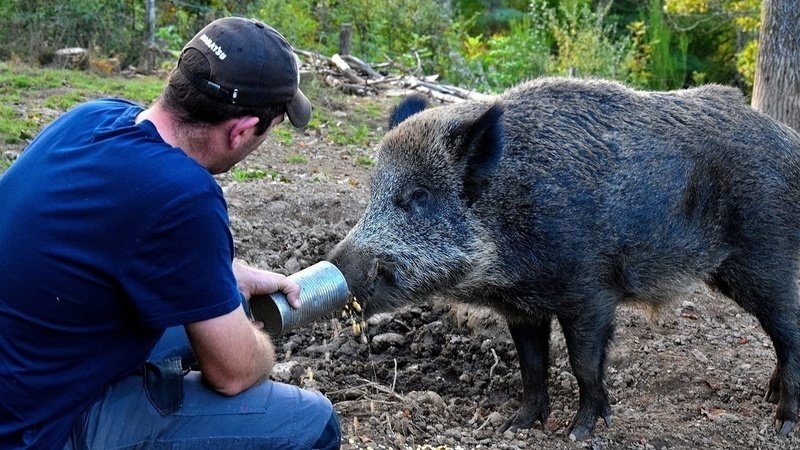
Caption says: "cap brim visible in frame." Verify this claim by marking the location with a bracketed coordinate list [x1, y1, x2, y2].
[286, 89, 312, 128]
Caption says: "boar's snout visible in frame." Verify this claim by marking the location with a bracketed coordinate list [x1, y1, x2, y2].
[328, 246, 399, 315]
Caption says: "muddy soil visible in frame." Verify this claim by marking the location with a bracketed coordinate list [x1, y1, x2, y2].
[5, 83, 800, 450]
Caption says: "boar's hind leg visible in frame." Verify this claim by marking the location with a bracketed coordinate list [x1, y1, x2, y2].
[710, 260, 800, 437]
[558, 301, 616, 441]
[498, 316, 552, 433]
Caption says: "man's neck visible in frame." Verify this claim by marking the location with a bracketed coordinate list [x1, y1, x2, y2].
[135, 101, 218, 171]
[135, 101, 182, 149]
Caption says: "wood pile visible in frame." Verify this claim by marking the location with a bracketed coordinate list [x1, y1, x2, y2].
[294, 49, 491, 104]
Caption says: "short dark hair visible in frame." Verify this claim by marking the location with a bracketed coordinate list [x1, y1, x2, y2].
[161, 48, 285, 136]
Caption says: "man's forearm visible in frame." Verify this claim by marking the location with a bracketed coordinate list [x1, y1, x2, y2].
[249, 323, 276, 385]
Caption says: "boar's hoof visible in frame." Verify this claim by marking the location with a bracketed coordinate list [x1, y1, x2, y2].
[567, 408, 612, 441]
[775, 418, 797, 437]
[764, 370, 780, 404]
[764, 388, 781, 404]
[497, 398, 549, 433]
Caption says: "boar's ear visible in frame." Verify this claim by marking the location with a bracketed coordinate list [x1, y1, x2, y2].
[389, 95, 428, 129]
[452, 104, 505, 207]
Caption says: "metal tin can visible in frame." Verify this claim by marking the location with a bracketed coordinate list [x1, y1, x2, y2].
[248, 261, 349, 336]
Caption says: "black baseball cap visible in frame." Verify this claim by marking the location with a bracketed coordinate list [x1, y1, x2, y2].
[178, 17, 312, 128]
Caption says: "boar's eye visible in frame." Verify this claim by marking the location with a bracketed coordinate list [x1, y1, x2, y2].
[398, 188, 430, 211]
[410, 188, 429, 203]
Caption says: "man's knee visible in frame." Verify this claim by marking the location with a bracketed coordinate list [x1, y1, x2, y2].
[302, 390, 340, 449]
[311, 409, 341, 450]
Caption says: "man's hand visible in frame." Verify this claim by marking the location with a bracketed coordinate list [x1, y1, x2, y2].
[233, 259, 301, 308]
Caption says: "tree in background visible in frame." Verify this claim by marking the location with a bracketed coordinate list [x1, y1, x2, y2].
[751, 0, 800, 131]
[662, 0, 760, 91]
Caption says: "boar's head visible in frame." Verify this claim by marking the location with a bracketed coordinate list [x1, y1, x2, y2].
[328, 96, 506, 315]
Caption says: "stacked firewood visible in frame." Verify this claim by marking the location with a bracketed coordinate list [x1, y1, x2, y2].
[293, 49, 491, 104]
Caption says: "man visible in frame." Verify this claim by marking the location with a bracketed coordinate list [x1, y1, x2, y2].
[0, 17, 340, 449]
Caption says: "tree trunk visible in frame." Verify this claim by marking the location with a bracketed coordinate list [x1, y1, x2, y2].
[751, 0, 800, 132]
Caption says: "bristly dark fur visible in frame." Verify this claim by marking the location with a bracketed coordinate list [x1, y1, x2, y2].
[329, 77, 800, 440]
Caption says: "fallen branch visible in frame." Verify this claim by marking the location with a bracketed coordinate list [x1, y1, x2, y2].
[292, 47, 489, 103]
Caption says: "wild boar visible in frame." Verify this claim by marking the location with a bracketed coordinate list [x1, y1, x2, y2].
[328, 77, 800, 439]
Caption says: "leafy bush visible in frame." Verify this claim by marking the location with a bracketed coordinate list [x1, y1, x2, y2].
[0, 0, 758, 94]
[547, 0, 633, 80]
[0, 0, 145, 66]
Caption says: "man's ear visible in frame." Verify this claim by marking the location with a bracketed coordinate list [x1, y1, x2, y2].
[229, 116, 260, 149]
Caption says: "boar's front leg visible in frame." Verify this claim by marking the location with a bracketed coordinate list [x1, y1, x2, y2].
[498, 315, 552, 432]
[558, 300, 616, 441]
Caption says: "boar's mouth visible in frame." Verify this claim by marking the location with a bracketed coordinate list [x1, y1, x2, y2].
[329, 252, 419, 316]
[345, 257, 402, 315]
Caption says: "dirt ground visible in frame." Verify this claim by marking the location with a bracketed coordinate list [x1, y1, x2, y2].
[5, 81, 800, 450]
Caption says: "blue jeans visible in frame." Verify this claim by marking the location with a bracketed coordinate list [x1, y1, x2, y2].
[65, 326, 341, 449]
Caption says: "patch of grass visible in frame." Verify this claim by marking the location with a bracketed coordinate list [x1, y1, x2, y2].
[0, 62, 164, 148]
[0, 104, 39, 144]
[0, 157, 11, 174]
[286, 154, 308, 164]
[355, 155, 375, 167]
[305, 108, 331, 132]
[329, 123, 372, 146]
[231, 168, 268, 181]
[272, 126, 294, 145]
[357, 102, 385, 121]
[230, 167, 291, 183]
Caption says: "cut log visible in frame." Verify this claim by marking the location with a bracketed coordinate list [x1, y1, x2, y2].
[54, 47, 89, 70]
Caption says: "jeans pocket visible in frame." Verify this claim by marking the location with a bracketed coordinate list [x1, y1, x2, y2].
[142, 356, 184, 415]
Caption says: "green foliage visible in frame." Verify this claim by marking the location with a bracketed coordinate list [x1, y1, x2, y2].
[0, 0, 146, 66]
[645, 0, 684, 89]
[254, 0, 454, 77]
[627, 21, 652, 86]
[737, 39, 758, 91]
[662, 0, 760, 93]
[548, 0, 633, 80]
[460, 15, 550, 91]
[0, 62, 162, 147]
[254, 0, 319, 50]
[0, 0, 758, 95]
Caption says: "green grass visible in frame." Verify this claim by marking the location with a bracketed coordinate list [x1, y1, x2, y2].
[272, 126, 294, 145]
[0, 157, 11, 174]
[329, 123, 372, 146]
[0, 62, 164, 145]
[0, 104, 39, 144]
[231, 168, 268, 181]
[355, 155, 375, 166]
[286, 154, 308, 164]
[230, 167, 290, 183]
[356, 102, 385, 121]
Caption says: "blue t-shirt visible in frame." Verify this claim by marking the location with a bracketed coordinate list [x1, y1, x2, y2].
[0, 99, 242, 448]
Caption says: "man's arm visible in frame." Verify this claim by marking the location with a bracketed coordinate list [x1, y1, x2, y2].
[185, 305, 274, 396]
[185, 260, 300, 396]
